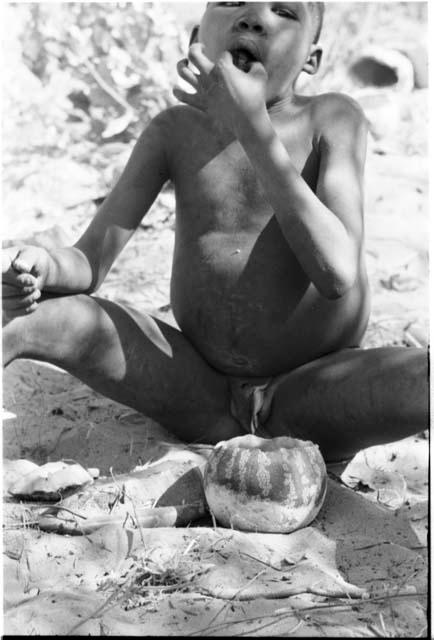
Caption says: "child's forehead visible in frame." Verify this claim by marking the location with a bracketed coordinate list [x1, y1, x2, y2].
[203, 2, 316, 13]
[202, 2, 323, 41]
[202, 2, 320, 25]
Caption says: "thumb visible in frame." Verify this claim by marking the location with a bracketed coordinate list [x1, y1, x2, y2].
[249, 60, 268, 80]
[12, 247, 43, 275]
[214, 50, 238, 77]
[219, 51, 234, 67]
[2, 248, 20, 274]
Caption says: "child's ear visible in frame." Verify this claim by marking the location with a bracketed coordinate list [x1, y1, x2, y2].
[303, 45, 323, 75]
[189, 25, 200, 46]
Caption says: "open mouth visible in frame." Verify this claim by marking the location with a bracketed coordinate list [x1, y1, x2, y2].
[230, 45, 260, 72]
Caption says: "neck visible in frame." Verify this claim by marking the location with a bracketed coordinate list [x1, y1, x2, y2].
[267, 91, 298, 114]
[266, 74, 304, 112]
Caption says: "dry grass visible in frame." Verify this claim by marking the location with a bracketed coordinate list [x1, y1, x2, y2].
[96, 541, 210, 612]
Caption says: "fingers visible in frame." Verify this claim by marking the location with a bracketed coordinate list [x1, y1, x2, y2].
[2, 246, 45, 317]
[2, 246, 36, 278]
[3, 288, 41, 311]
[2, 258, 39, 317]
[217, 50, 233, 68]
[12, 245, 45, 275]
[2, 270, 38, 290]
[3, 301, 39, 318]
[216, 51, 267, 79]
[176, 59, 199, 90]
[172, 87, 204, 111]
[187, 42, 214, 76]
[2, 247, 20, 274]
[3, 281, 37, 297]
[12, 255, 32, 273]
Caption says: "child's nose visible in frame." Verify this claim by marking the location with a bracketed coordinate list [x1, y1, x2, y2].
[234, 11, 267, 35]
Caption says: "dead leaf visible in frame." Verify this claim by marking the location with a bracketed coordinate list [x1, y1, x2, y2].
[8, 461, 93, 501]
[3, 459, 40, 496]
[101, 112, 133, 139]
[380, 273, 421, 292]
[342, 465, 407, 509]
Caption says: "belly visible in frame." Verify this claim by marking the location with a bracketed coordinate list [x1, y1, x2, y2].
[170, 229, 370, 376]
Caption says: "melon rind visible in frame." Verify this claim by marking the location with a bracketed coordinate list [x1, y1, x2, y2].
[203, 435, 327, 533]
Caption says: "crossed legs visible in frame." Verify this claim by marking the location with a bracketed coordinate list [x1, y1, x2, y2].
[2, 294, 244, 444]
[3, 294, 429, 461]
[265, 347, 429, 462]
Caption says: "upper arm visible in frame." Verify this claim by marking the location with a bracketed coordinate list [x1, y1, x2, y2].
[315, 94, 368, 250]
[75, 112, 171, 289]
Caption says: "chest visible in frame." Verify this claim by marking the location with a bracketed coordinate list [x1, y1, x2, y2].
[170, 114, 319, 216]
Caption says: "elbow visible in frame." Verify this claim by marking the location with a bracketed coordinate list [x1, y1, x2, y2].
[86, 282, 99, 295]
[317, 268, 357, 300]
[321, 283, 351, 300]
[86, 272, 104, 294]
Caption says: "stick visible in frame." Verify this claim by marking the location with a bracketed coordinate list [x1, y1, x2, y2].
[81, 58, 133, 114]
[190, 590, 427, 637]
[37, 501, 205, 535]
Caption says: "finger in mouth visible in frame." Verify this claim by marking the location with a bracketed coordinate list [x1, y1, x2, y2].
[230, 47, 258, 72]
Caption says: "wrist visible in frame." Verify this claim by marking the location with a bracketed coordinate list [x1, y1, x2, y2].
[233, 105, 273, 144]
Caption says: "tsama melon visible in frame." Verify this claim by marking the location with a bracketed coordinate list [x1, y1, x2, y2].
[203, 434, 327, 533]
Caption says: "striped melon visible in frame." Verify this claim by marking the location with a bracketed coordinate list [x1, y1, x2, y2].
[203, 434, 327, 533]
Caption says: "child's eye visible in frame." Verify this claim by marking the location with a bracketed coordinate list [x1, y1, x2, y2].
[273, 7, 297, 19]
[217, 2, 245, 7]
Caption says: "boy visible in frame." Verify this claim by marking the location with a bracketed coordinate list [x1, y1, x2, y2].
[2, 2, 428, 462]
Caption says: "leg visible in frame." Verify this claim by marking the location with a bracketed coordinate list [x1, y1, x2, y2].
[265, 347, 429, 462]
[3, 294, 245, 444]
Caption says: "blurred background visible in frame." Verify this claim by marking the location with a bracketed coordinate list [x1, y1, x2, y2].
[2, 2, 429, 348]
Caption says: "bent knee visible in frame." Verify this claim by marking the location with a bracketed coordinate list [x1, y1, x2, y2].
[36, 294, 109, 360]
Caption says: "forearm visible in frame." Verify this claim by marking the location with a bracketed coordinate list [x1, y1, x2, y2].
[235, 113, 357, 298]
[43, 246, 94, 293]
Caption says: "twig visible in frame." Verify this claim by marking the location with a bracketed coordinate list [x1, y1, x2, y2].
[414, 624, 428, 637]
[4, 521, 40, 529]
[109, 467, 146, 547]
[190, 590, 427, 637]
[191, 569, 267, 636]
[237, 549, 283, 570]
[234, 617, 303, 637]
[379, 612, 388, 635]
[40, 504, 88, 520]
[65, 586, 123, 636]
[81, 58, 133, 114]
[353, 541, 392, 551]
[282, 590, 427, 612]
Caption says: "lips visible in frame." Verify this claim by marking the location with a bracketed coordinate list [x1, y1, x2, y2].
[228, 38, 262, 72]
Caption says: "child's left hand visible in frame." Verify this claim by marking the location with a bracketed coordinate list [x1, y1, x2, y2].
[173, 43, 268, 134]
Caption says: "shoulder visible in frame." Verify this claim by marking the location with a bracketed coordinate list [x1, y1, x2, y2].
[310, 92, 368, 145]
[311, 92, 367, 126]
[143, 105, 200, 147]
[152, 104, 201, 130]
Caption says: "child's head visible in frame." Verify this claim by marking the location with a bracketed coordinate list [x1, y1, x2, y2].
[309, 2, 325, 44]
[195, 3, 324, 101]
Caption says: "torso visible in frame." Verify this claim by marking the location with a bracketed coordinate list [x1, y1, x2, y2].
[162, 98, 370, 376]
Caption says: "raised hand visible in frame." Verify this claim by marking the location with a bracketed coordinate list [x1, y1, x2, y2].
[2, 246, 50, 318]
[173, 43, 268, 134]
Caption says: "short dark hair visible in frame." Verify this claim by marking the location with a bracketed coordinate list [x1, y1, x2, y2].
[309, 2, 325, 44]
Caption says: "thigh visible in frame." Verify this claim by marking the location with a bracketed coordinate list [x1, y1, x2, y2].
[265, 346, 428, 462]
[84, 296, 246, 443]
[24, 294, 243, 444]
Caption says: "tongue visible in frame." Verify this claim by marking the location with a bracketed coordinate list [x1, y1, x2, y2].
[231, 50, 254, 72]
